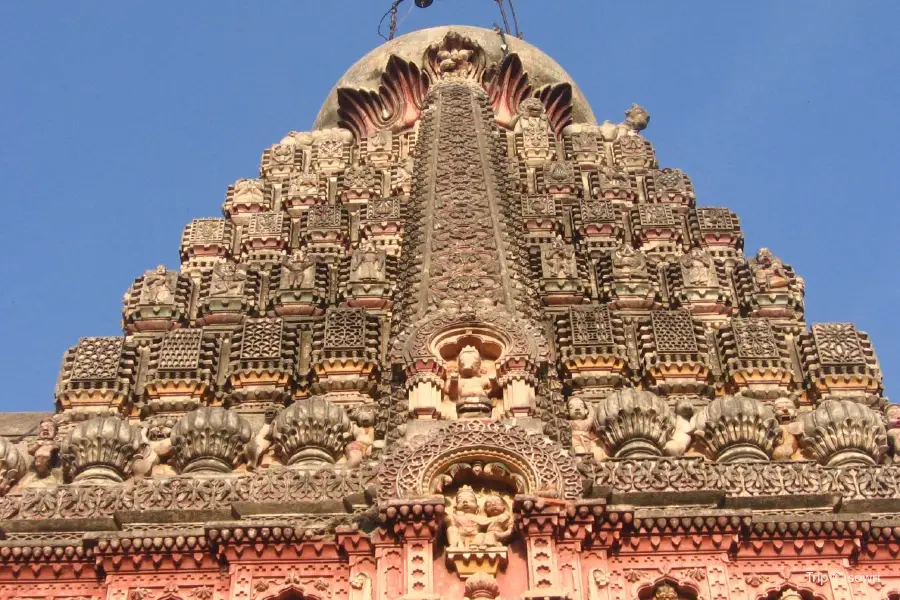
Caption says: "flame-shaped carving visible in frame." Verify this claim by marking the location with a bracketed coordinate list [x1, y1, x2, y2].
[337, 55, 429, 140]
[337, 31, 574, 140]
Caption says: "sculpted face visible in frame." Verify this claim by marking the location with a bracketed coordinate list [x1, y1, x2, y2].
[456, 490, 479, 514]
[38, 418, 57, 440]
[353, 406, 376, 427]
[757, 248, 774, 266]
[457, 346, 482, 375]
[568, 397, 588, 420]
[886, 404, 900, 427]
[483, 496, 507, 517]
[773, 398, 796, 422]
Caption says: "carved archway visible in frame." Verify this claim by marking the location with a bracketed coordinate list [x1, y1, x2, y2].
[376, 420, 581, 501]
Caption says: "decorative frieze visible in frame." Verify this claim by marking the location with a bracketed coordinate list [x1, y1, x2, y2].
[799, 323, 883, 404]
[716, 318, 796, 399]
[638, 310, 711, 397]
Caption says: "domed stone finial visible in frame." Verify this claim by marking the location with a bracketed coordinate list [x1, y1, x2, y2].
[800, 399, 888, 467]
[0, 436, 25, 496]
[272, 397, 353, 466]
[694, 395, 782, 462]
[465, 572, 501, 599]
[60, 416, 142, 482]
[170, 407, 253, 474]
[593, 388, 674, 458]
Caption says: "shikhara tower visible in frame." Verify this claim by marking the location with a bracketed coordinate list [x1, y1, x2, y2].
[1, 24, 898, 600]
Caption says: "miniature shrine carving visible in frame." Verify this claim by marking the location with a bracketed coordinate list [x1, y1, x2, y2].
[446, 345, 495, 419]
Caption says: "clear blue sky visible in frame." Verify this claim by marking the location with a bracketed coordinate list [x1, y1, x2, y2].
[1, 2, 898, 412]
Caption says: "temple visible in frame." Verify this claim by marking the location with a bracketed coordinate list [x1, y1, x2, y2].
[1, 24, 899, 600]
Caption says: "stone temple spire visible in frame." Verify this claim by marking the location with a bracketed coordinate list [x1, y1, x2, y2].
[0, 23, 896, 600]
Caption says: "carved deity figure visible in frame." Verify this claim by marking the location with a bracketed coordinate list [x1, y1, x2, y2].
[514, 98, 551, 150]
[233, 179, 265, 203]
[752, 248, 790, 291]
[664, 400, 694, 457]
[349, 573, 373, 600]
[568, 397, 602, 459]
[654, 584, 679, 600]
[481, 495, 513, 546]
[588, 569, 610, 600]
[394, 156, 414, 191]
[209, 262, 247, 297]
[280, 250, 316, 290]
[621, 103, 650, 134]
[446, 486, 485, 549]
[350, 240, 386, 282]
[446, 346, 493, 418]
[140, 265, 177, 305]
[543, 236, 577, 279]
[446, 486, 512, 550]
[436, 47, 474, 77]
[27, 417, 59, 478]
[772, 397, 800, 461]
[680, 247, 716, 288]
[246, 409, 277, 471]
[612, 244, 649, 278]
[345, 405, 377, 467]
[885, 404, 900, 463]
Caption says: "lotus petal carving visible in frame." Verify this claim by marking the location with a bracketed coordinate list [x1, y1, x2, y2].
[60, 416, 141, 482]
[694, 395, 781, 462]
[0, 436, 25, 496]
[272, 396, 353, 466]
[170, 407, 252, 473]
[593, 388, 674, 458]
[800, 399, 887, 467]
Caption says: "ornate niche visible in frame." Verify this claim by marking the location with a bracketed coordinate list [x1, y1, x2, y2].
[443, 484, 515, 579]
[397, 310, 543, 422]
[122, 265, 192, 333]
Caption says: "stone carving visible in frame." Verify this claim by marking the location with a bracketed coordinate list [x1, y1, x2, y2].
[679, 247, 717, 288]
[731, 318, 779, 359]
[240, 318, 284, 360]
[693, 395, 781, 462]
[446, 345, 494, 418]
[349, 573, 373, 600]
[653, 583, 679, 600]
[280, 250, 317, 290]
[570, 306, 614, 346]
[800, 399, 887, 467]
[751, 248, 791, 291]
[651, 310, 699, 353]
[568, 396, 603, 460]
[612, 244, 649, 278]
[26, 417, 59, 478]
[272, 397, 353, 466]
[306, 204, 343, 229]
[514, 97, 552, 153]
[169, 407, 252, 473]
[209, 262, 247, 297]
[886, 404, 900, 463]
[138, 265, 177, 305]
[377, 420, 582, 501]
[695, 207, 735, 231]
[811, 323, 866, 365]
[637, 204, 675, 227]
[157, 328, 204, 371]
[521, 194, 556, 218]
[70, 337, 124, 381]
[464, 572, 501, 599]
[445, 486, 513, 549]
[425, 30, 486, 81]
[593, 388, 674, 458]
[345, 404, 376, 467]
[350, 239, 386, 281]
[663, 400, 694, 457]
[541, 235, 578, 279]
[323, 307, 367, 349]
[246, 408, 277, 471]
[0, 436, 25, 496]
[60, 416, 141, 482]
[772, 397, 801, 461]
[186, 218, 226, 245]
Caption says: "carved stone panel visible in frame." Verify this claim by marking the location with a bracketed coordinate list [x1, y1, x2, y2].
[570, 306, 614, 346]
[324, 308, 367, 349]
[695, 208, 735, 231]
[240, 319, 285, 361]
[158, 329, 204, 371]
[521, 195, 556, 218]
[307, 204, 343, 229]
[731, 319, 779, 359]
[70, 337, 124, 381]
[650, 310, 698, 353]
[637, 204, 676, 227]
[811, 323, 866, 366]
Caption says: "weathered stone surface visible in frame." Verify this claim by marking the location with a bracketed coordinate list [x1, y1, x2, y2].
[170, 407, 252, 473]
[60, 416, 141, 483]
[693, 395, 781, 462]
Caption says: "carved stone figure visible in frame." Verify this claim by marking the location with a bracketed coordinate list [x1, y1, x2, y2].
[680, 247, 715, 288]
[345, 404, 376, 467]
[349, 573, 373, 600]
[752, 248, 790, 291]
[140, 265, 177, 305]
[481, 494, 513, 546]
[612, 244, 648, 278]
[590, 569, 610, 599]
[514, 97, 551, 150]
[568, 397, 604, 459]
[26, 417, 59, 478]
[209, 262, 247, 297]
[246, 408, 277, 471]
[771, 397, 801, 461]
[0, 436, 25, 496]
[280, 250, 316, 290]
[886, 404, 900, 463]
[542, 235, 577, 279]
[447, 346, 493, 418]
[350, 240, 386, 281]
[653, 584, 679, 600]
[663, 400, 694, 457]
[446, 485, 485, 549]
[621, 103, 650, 134]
